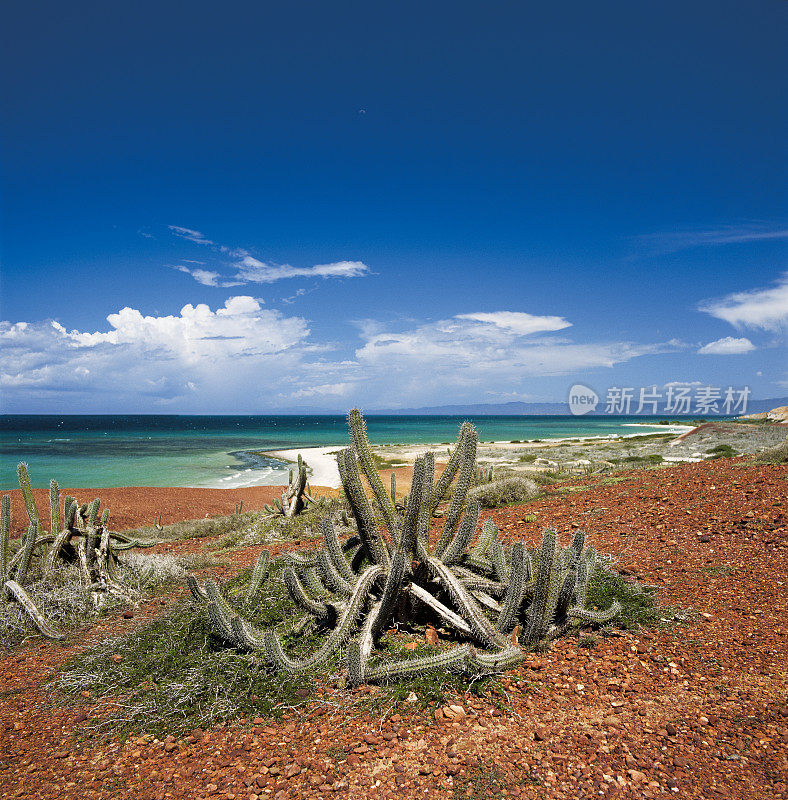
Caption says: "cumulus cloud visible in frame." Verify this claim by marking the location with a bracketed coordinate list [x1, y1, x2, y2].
[0, 298, 315, 411]
[0, 302, 686, 412]
[699, 272, 788, 331]
[698, 336, 756, 355]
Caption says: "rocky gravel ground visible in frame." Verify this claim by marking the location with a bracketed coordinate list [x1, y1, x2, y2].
[1, 458, 786, 800]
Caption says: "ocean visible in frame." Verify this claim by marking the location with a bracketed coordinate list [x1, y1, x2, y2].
[1, 414, 693, 489]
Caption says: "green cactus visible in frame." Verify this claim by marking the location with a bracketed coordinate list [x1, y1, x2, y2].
[1, 495, 10, 580]
[3, 464, 156, 639]
[191, 410, 621, 685]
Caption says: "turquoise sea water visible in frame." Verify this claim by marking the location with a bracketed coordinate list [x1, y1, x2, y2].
[1, 415, 692, 489]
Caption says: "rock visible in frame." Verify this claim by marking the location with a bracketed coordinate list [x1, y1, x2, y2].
[122, 610, 134, 619]
[666, 723, 678, 736]
[534, 726, 550, 741]
[673, 756, 689, 768]
[111, 654, 123, 663]
[425, 626, 439, 646]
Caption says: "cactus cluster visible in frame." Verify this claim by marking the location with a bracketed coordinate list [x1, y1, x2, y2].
[1, 464, 154, 640]
[263, 454, 319, 518]
[191, 410, 620, 685]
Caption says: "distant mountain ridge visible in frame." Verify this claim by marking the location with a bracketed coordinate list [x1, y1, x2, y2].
[369, 397, 788, 416]
[271, 397, 788, 416]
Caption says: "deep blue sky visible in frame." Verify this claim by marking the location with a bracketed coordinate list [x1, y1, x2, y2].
[1, 1, 786, 413]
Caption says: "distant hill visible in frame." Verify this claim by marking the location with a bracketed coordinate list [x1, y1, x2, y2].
[270, 397, 788, 417]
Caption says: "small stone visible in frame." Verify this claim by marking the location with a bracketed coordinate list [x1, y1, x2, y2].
[111, 654, 123, 663]
[403, 642, 417, 651]
[164, 741, 177, 752]
[666, 723, 678, 736]
[425, 626, 439, 646]
[534, 726, 550, 741]
[673, 756, 689, 768]
[122, 610, 134, 619]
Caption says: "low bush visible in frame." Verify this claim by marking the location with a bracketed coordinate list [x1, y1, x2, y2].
[467, 476, 541, 508]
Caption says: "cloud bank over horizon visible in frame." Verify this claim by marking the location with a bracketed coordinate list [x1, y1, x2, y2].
[1, 297, 694, 413]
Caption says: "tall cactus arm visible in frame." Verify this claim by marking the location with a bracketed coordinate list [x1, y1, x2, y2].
[17, 463, 39, 529]
[63, 497, 77, 529]
[206, 600, 237, 645]
[87, 499, 101, 528]
[524, 528, 559, 646]
[49, 480, 61, 542]
[283, 567, 331, 618]
[434, 425, 478, 557]
[554, 567, 578, 621]
[45, 527, 73, 579]
[4, 580, 65, 640]
[426, 556, 509, 648]
[101, 509, 110, 526]
[321, 519, 355, 583]
[1, 495, 9, 579]
[471, 518, 498, 559]
[497, 542, 527, 633]
[297, 565, 329, 599]
[489, 538, 510, 583]
[415, 451, 435, 560]
[246, 549, 270, 605]
[337, 449, 390, 568]
[186, 575, 209, 603]
[429, 421, 474, 514]
[370, 549, 407, 640]
[363, 644, 476, 684]
[263, 565, 382, 672]
[573, 547, 596, 609]
[347, 409, 399, 535]
[402, 456, 427, 556]
[442, 500, 481, 565]
[348, 600, 383, 686]
[315, 548, 355, 596]
[13, 523, 38, 584]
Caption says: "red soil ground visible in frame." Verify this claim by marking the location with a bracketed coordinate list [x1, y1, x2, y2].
[1, 459, 787, 800]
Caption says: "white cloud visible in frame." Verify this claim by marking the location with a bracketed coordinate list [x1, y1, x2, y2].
[167, 226, 370, 288]
[637, 223, 788, 254]
[698, 336, 756, 355]
[172, 265, 243, 288]
[0, 298, 315, 410]
[169, 226, 214, 245]
[455, 311, 571, 336]
[234, 256, 369, 284]
[699, 272, 788, 331]
[286, 383, 356, 400]
[352, 314, 680, 406]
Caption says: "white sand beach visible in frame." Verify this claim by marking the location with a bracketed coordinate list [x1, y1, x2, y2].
[264, 446, 344, 488]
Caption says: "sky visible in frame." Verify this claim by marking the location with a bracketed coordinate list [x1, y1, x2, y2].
[1, 0, 786, 414]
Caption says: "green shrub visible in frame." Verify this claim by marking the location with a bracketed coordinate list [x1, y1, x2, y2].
[467, 476, 541, 508]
